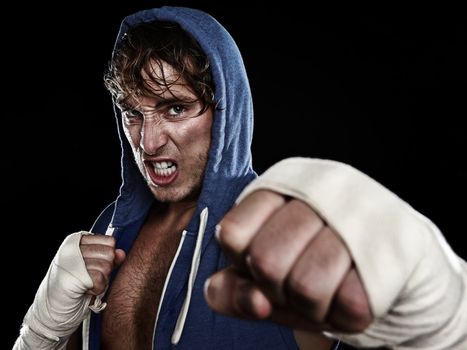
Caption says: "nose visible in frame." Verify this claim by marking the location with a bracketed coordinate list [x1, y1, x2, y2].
[140, 120, 169, 155]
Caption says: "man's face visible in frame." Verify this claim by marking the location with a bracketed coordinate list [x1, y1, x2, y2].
[117, 61, 213, 203]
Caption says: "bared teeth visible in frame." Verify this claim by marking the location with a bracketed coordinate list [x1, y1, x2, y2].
[153, 161, 176, 176]
[155, 161, 173, 169]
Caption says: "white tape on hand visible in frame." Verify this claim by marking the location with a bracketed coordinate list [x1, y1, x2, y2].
[14, 231, 94, 349]
[237, 158, 467, 349]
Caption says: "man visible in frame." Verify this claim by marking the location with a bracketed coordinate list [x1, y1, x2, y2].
[14, 6, 466, 350]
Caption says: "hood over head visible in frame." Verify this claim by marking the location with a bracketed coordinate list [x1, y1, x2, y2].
[108, 6, 256, 232]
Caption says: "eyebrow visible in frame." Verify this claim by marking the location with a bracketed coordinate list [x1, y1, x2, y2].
[154, 95, 197, 108]
[115, 92, 198, 110]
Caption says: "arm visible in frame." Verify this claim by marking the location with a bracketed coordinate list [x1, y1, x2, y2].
[206, 157, 467, 349]
[13, 232, 124, 349]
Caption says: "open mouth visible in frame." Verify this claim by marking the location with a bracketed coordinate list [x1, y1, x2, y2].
[145, 159, 179, 186]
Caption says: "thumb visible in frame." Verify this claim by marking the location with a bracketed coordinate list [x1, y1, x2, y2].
[114, 249, 126, 267]
[204, 266, 272, 320]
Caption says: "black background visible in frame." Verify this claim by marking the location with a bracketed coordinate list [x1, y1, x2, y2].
[5, 2, 466, 348]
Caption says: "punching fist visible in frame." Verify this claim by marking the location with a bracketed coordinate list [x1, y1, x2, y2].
[204, 190, 372, 333]
[206, 158, 467, 349]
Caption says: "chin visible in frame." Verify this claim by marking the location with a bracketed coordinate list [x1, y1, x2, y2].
[150, 187, 186, 203]
[152, 184, 201, 204]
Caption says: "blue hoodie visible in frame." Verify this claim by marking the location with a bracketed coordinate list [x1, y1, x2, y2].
[86, 6, 336, 350]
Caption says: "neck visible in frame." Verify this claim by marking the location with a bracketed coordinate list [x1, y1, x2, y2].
[152, 199, 198, 226]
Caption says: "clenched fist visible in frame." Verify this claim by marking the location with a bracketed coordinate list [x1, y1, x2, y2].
[14, 232, 126, 349]
[80, 234, 126, 296]
[204, 190, 373, 333]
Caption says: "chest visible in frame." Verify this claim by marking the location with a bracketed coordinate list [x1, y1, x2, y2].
[101, 221, 183, 350]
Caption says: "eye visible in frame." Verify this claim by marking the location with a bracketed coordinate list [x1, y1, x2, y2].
[167, 105, 186, 117]
[163, 102, 204, 121]
[122, 108, 143, 124]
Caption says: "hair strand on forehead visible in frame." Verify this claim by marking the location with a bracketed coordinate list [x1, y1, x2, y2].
[104, 20, 215, 115]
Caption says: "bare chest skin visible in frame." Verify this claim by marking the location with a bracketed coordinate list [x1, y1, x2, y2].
[101, 205, 192, 350]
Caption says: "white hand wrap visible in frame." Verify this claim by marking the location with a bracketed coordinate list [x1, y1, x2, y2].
[14, 231, 94, 349]
[237, 157, 467, 349]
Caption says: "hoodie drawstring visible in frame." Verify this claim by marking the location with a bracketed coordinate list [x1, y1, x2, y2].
[83, 210, 209, 349]
[171, 207, 209, 345]
[82, 225, 116, 350]
[88, 225, 115, 313]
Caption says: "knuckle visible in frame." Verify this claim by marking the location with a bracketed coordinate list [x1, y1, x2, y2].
[81, 234, 115, 247]
[289, 199, 323, 227]
[80, 245, 89, 255]
[218, 214, 244, 247]
[285, 273, 329, 323]
[289, 199, 309, 212]
[334, 287, 373, 331]
[247, 248, 282, 284]
[286, 271, 325, 307]
[100, 261, 113, 277]
[82, 235, 99, 244]
[104, 236, 116, 247]
[80, 233, 95, 244]
[95, 271, 107, 286]
[93, 285, 106, 295]
[96, 245, 116, 260]
[88, 271, 108, 294]
[104, 246, 117, 259]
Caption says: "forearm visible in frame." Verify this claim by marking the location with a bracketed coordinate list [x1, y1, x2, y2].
[238, 157, 467, 349]
[13, 232, 93, 349]
[13, 325, 69, 350]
